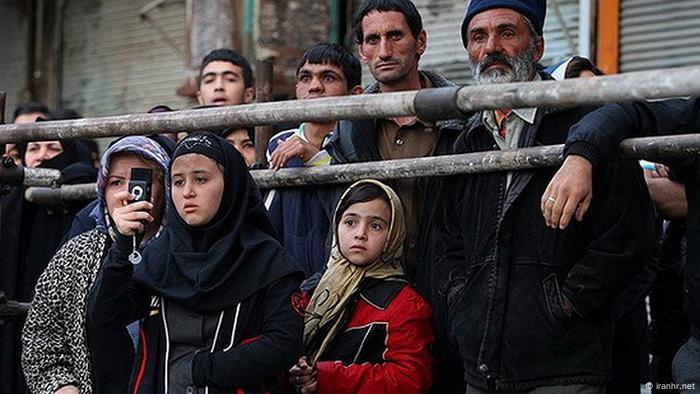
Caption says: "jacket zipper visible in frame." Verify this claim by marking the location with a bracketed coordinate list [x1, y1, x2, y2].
[161, 299, 170, 394]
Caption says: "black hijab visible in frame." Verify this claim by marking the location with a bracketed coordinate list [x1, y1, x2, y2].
[134, 133, 300, 312]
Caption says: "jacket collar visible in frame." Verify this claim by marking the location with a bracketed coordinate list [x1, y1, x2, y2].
[462, 71, 562, 143]
[364, 70, 467, 132]
[363, 69, 455, 94]
[359, 277, 408, 310]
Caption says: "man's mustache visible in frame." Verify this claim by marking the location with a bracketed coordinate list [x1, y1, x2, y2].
[478, 52, 514, 73]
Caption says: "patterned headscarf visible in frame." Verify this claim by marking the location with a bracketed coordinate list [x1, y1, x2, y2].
[303, 179, 406, 363]
[90, 136, 171, 237]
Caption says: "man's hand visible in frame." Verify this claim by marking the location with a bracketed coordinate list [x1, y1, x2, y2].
[55, 385, 80, 394]
[541, 155, 594, 229]
[269, 136, 320, 170]
[289, 356, 317, 393]
[110, 190, 154, 236]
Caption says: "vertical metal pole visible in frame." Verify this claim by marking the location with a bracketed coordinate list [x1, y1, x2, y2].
[254, 58, 273, 168]
[0, 92, 6, 124]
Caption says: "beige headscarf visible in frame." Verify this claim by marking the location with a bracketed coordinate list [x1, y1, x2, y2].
[303, 179, 406, 363]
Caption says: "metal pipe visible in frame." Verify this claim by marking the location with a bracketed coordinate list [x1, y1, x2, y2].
[25, 183, 94, 205]
[254, 58, 273, 168]
[3, 66, 700, 143]
[0, 292, 31, 320]
[0, 161, 61, 187]
[0, 91, 6, 124]
[454, 65, 700, 112]
[23, 133, 700, 205]
[0, 91, 416, 143]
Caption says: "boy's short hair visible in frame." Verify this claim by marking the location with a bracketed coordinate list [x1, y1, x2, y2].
[199, 48, 254, 88]
[352, 0, 423, 44]
[295, 43, 361, 90]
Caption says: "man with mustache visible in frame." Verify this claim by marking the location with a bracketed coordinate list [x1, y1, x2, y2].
[434, 0, 656, 392]
[323, 3, 468, 390]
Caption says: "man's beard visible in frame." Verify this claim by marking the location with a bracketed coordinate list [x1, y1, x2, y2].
[469, 41, 538, 85]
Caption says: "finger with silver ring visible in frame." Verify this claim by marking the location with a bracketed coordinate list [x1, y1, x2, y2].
[547, 196, 557, 203]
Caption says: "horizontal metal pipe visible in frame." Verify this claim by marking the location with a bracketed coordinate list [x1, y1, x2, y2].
[25, 183, 95, 205]
[0, 163, 62, 187]
[0, 91, 417, 144]
[2, 66, 700, 143]
[24, 133, 700, 205]
[455, 65, 700, 112]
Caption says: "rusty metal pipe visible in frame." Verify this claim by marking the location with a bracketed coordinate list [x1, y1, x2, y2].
[0, 161, 61, 187]
[3, 66, 700, 143]
[254, 58, 274, 168]
[24, 133, 700, 204]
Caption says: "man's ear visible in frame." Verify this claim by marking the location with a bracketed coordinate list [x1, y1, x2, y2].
[416, 30, 427, 56]
[349, 85, 364, 95]
[243, 87, 255, 104]
[358, 44, 369, 65]
[533, 36, 545, 63]
[196, 90, 204, 105]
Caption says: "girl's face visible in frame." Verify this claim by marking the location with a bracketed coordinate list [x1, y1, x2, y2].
[105, 154, 165, 230]
[337, 198, 391, 266]
[171, 153, 224, 226]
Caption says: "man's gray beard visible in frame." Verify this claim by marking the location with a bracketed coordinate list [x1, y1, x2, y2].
[469, 41, 538, 85]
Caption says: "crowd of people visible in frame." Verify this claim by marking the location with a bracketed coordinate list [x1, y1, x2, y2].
[1, 0, 699, 393]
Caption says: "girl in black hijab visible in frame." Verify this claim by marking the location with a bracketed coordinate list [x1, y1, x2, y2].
[90, 132, 303, 394]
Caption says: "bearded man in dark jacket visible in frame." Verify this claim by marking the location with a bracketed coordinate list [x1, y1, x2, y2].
[434, 0, 657, 392]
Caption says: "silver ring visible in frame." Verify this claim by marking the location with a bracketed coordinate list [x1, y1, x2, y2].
[547, 196, 557, 203]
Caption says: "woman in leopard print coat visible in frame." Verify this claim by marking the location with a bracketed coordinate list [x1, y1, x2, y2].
[21, 136, 170, 394]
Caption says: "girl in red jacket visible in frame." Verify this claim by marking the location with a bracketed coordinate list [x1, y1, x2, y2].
[289, 179, 433, 394]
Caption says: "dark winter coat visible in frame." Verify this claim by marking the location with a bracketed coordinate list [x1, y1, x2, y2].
[89, 234, 303, 394]
[434, 103, 657, 391]
[563, 98, 700, 339]
[0, 141, 96, 394]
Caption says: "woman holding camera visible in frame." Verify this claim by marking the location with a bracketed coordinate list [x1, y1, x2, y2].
[22, 136, 171, 394]
[90, 133, 303, 394]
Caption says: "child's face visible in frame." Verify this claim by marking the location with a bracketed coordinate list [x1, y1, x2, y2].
[337, 198, 391, 266]
[171, 153, 225, 227]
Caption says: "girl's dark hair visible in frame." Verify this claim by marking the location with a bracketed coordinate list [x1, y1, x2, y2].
[335, 183, 391, 228]
[566, 56, 605, 78]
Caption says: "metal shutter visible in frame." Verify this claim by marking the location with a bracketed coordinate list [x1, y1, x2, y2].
[415, 0, 580, 85]
[61, 0, 190, 117]
[620, 0, 700, 72]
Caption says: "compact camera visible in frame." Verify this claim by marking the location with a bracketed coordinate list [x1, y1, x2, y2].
[128, 168, 153, 204]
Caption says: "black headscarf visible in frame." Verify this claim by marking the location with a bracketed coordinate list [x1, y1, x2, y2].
[134, 133, 300, 312]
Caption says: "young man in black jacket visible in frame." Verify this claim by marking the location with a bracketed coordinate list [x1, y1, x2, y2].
[436, 0, 657, 392]
[323, 1, 468, 391]
[542, 98, 700, 393]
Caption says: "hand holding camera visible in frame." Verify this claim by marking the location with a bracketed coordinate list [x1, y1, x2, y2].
[112, 168, 154, 237]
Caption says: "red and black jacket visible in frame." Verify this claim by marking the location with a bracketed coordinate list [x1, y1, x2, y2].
[303, 277, 434, 394]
